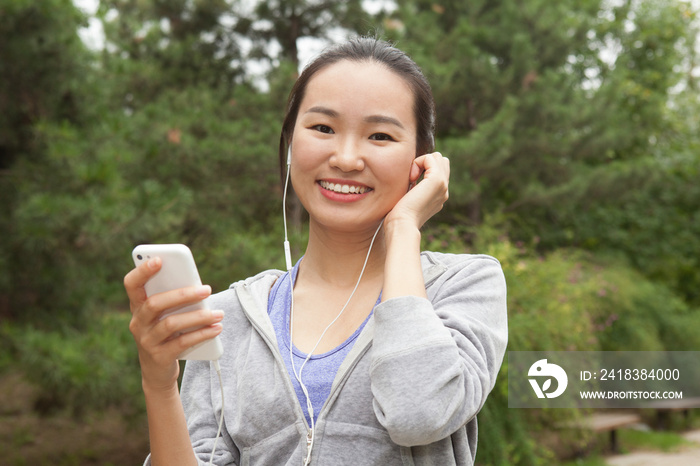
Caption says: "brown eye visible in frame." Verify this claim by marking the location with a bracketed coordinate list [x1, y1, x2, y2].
[312, 124, 334, 134]
[369, 133, 394, 141]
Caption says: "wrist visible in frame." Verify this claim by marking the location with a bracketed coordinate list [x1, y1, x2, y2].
[142, 377, 180, 399]
[384, 217, 421, 246]
[381, 219, 426, 301]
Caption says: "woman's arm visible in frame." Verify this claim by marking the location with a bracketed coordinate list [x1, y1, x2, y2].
[124, 257, 224, 465]
[142, 383, 197, 466]
[373, 152, 508, 445]
[382, 152, 449, 301]
[371, 256, 508, 446]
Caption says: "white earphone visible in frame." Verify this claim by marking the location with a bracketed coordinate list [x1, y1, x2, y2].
[283, 146, 293, 271]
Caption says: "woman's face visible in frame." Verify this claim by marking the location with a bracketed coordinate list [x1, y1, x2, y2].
[290, 59, 417, 233]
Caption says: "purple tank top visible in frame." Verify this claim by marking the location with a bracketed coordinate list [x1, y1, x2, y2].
[267, 259, 379, 426]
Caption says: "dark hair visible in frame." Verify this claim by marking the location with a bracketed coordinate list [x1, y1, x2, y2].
[278, 37, 436, 176]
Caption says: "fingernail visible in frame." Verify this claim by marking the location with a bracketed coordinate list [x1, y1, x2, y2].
[148, 257, 161, 269]
[211, 309, 224, 320]
[197, 285, 212, 297]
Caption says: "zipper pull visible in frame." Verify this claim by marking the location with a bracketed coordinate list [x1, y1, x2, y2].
[303, 429, 313, 466]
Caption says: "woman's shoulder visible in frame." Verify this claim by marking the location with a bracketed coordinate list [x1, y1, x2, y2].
[420, 250, 506, 293]
[208, 268, 284, 304]
[420, 250, 502, 272]
[229, 268, 285, 290]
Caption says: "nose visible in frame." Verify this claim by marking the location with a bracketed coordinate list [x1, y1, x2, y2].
[329, 140, 364, 172]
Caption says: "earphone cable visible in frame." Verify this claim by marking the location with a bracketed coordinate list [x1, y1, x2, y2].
[282, 145, 385, 464]
[208, 360, 225, 465]
[288, 219, 384, 465]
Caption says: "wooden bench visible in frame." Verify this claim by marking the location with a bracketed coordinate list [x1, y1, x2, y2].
[559, 412, 642, 452]
[646, 397, 700, 429]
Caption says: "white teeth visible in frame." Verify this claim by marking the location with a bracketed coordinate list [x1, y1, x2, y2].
[320, 181, 369, 194]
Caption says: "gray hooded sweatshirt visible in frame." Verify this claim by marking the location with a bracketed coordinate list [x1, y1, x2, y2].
[146, 251, 508, 465]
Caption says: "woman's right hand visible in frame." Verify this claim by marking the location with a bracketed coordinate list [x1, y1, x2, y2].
[124, 257, 224, 393]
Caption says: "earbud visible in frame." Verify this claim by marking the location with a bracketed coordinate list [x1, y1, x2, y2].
[287, 146, 292, 166]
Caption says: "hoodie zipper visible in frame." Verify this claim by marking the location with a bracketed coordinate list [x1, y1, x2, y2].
[303, 430, 313, 466]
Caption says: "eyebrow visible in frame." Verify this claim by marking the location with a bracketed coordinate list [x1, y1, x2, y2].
[305, 106, 339, 118]
[304, 106, 406, 130]
[364, 114, 405, 129]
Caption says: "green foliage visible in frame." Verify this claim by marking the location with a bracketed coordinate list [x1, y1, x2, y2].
[531, 154, 700, 306]
[98, 0, 245, 103]
[4, 79, 286, 325]
[500, 244, 700, 463]
[382, 0, 700, 306]
[234, 0, 370, 65]
[423, 222, 700, 464]
[1, 312, 142, 417]
[510, 249, 700, 352]
[0, 0, 90, 168]
[0, 0, 94, 323]
[475, 351, 570, 466]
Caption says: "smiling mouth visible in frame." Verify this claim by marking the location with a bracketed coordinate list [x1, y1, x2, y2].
[318, 180, 372, 194]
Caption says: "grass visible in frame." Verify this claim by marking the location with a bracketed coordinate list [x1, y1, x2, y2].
[0, 370, 149, 465]
[619, 428, 693, 452]
[561, 457, 609, 466]
[11, 426, 34, 448]
[560, 427, 696, 465]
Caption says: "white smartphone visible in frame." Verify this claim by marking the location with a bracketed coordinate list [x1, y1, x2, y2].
[132, 244, 223, 361]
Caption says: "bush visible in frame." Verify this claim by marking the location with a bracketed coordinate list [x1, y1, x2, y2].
[1, 312, 143, 418]
[422, 223, 700, 464]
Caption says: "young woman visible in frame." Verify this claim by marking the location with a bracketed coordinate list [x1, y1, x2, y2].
[125, 37, 508, 466]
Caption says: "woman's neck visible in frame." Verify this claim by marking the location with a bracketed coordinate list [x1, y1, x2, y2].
[298, 220, 386, 289]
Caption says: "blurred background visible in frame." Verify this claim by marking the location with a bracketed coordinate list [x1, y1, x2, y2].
[1, 0, 699, 464]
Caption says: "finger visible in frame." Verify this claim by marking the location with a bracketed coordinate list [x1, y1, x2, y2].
[436, 154, 450, 200]
[150, 308, 224, 345]
[124, 257, 162, 308]
[440, 154, 450, 179]
[421, 153, 450, 205]
[428, 152, 449, 180]
[137, 284, 212, 324]
[413, 152, 448, 182]
[410, 153, 431, 179]
[158, 322, 224, 360]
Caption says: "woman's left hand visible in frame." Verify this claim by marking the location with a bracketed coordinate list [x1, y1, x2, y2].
[385, 152, 450, 230]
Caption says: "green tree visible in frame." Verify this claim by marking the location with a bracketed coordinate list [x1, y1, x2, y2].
[97, 0, 247, 107]
[234, 0, 370, 67]
[0, 0, 92, 321]
[5, 80, 289, 325]
[525, 2, 700, 304]
[385, 0, 694, 218]
[1, 0, 288, 325]
[0, 0, 89, 169]
[381, 0, 699, 300]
